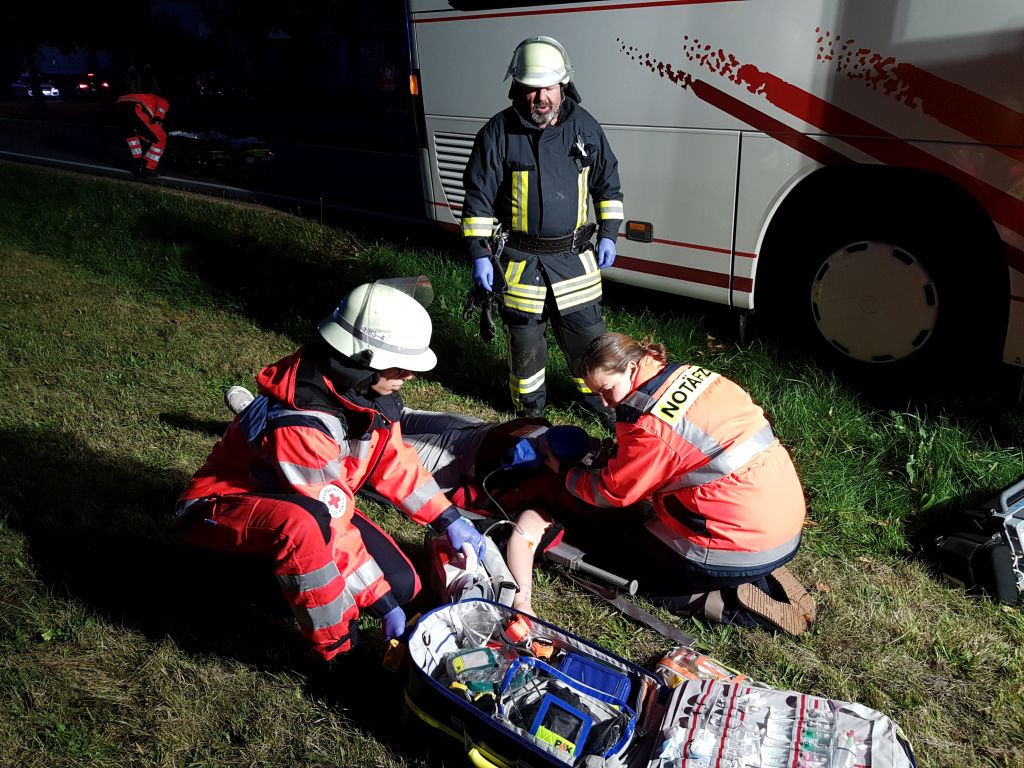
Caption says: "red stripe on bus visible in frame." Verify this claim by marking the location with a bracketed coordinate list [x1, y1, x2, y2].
[661, 41, 1024, 241]
[614, 254, 753, 292]
[412, 0, 740, 24]
[650, 235, 753, 257]
[817, 29, 1024, 159]
[1004, 242, 1024, 275]
[622, 43, 854, 168]
[728, 60, 1024, 241]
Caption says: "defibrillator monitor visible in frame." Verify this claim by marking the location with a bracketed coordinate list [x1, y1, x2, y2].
[529, 693, 593, 757]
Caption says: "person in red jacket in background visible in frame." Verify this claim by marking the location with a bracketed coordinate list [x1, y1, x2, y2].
[175, 280, 485, 662]
[115, 91, 170, 177]
[544, 332, 816, 636]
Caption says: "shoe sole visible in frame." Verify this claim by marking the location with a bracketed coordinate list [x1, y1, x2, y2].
[769, 566, 817, 623]
[736, 583, 809, 636]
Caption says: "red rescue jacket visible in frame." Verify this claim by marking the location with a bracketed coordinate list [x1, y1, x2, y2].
[564, 356, 805, 570]
[116, 92, 169, 122]
[179, 346, 455, 528]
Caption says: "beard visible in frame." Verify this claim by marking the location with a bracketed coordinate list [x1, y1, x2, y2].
[529, 101, 559, 127]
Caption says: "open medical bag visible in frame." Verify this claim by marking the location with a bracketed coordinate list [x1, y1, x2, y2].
[406, 599, 660, 767]
[404, 600, 916, 767]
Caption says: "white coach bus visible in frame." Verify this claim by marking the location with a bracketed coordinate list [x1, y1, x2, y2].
[404, 0, 1024, 378]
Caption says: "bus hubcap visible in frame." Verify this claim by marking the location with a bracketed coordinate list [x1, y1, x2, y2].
[810, 240, 938, 363]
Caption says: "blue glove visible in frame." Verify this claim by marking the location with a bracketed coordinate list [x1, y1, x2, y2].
[445, 517, 486, 562]
[382, 605, 407, 641]
[597, 237, 616, 269]
[472, 257, 494, 292]
[503, 437, 541, 469]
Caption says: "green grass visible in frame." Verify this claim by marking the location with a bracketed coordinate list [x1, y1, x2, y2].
[1, 161, 1023, 767]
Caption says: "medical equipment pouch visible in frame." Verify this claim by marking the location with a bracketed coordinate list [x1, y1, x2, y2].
[404, 599, 662, 767]
[645, 678, 916, 768]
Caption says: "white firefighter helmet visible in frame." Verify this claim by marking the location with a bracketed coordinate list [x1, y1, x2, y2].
[505, 36, 573, 88]
[318, 280, 437, 371]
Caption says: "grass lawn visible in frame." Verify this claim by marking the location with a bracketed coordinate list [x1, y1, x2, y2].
[1, 161, 1022, 767]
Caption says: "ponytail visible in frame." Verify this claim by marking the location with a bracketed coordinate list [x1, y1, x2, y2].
[576, 332, 668, 379]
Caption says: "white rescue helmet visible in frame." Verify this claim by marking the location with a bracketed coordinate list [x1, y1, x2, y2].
[318, 280, 438, 372]
[505, 36, 573, 88]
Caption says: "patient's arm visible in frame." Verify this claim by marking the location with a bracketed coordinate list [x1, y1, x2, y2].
[506, 507, 554, 616]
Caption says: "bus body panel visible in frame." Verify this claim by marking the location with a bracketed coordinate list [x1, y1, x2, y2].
[409, 0, 1024, 368]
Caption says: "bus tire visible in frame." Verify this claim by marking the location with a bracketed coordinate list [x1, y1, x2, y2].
[757, 174, 1005, 390]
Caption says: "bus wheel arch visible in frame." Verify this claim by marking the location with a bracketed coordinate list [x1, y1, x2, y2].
[754, 165, 1007, 383]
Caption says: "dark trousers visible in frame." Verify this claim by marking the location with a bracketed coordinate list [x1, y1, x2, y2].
[502, 300, 606, 414]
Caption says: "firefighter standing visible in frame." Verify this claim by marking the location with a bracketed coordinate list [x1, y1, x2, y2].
[546, 332, 816, 635]
[116, 91, 169, 177]
[176, 281, 485, 662]
[462, 37, 624, 427]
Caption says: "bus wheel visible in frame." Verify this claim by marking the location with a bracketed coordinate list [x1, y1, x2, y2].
[759, 188, 1004, 389]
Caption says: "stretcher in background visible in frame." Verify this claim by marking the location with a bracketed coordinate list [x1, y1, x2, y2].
[166, 130, 273, 183]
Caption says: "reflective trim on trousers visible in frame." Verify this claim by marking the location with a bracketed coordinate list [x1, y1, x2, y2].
[511, 367, 545, 395]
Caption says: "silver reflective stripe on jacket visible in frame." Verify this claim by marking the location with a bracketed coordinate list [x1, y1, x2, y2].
[345, 558, 385, 594]
[279, 458, 343, 487]
[277, 561, 342, 593]
[566, 466, 617, 508]
[290, 587, 357, 631]
[660, 424, 778, 491]
[645, 517, 801, 567]
[269, 407, 347, 444]
[400, 478, 443, 517]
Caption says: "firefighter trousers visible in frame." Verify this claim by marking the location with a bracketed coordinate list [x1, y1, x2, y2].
[500, 295, 606, 416]
[178, 492, 420, 661]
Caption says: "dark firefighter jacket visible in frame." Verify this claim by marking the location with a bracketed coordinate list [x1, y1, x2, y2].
[461, 94, 624, 316]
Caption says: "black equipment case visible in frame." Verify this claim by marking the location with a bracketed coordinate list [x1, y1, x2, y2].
[403, 600, 916, 768]
[932, 475, 1024, 604]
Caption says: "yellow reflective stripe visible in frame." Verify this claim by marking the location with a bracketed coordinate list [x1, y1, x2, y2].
[507, 283, 546, 298]
[512, 171, 529, 232]
[505, 260, 527, 286]
[576, 167, 591, 228]
[551, 271, 601, 295]
[598, 199, 624, 220]
[462, 217, 495, 238]
[513, 368, 546, 394]
[503, 294, 546, 313]
[580, 249, 598, 275]
[573, 376, 594, 395]
[555, 284, 603, 310]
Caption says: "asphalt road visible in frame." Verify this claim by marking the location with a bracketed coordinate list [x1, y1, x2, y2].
[0, 105, 430, 228]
